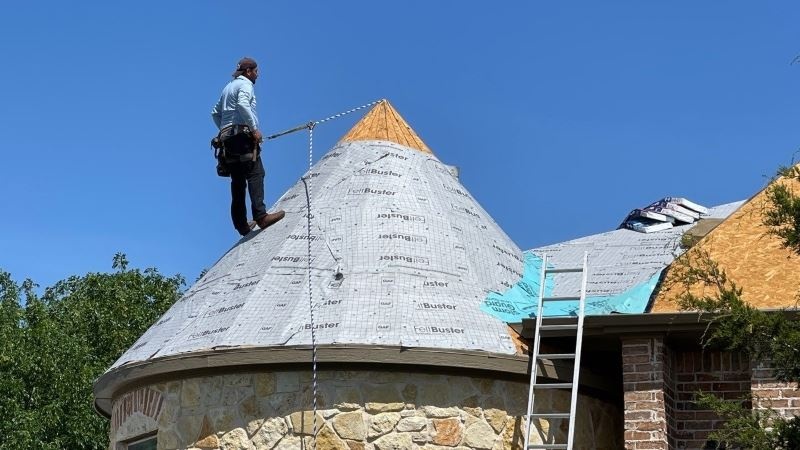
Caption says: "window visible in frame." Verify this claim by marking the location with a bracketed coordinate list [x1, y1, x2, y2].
[127, 436, 156, 450]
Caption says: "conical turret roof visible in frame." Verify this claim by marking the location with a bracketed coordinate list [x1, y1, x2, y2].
[95, 101, 527, 412]
[339, 99, 432, 153]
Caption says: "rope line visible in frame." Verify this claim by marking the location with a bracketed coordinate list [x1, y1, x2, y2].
[293, 99, 381, 450]
[314, 99, 382, 125]
[303, 123, 319, 450]
[265, 99, 382, 141]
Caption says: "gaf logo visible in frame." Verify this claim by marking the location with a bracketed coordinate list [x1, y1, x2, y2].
[377, 324, 391, 332]
[280, 193, 299, 202]
[416, 302, 457, 310]
[377, 233, 427, 244]
[375, 212, 425, 223]
[290, 279, 302, 285]
[260, 326, 273, 332]
[348, 187, 396, 196]
[379, 299, 393, 307]
[379, 255, 430, 265]
[328, 280, 342, 289]
[154, 316, 172, 327]
[414, 326, 464, 334]
[275, 303, 288, 308]
[330, 217, 342, 223]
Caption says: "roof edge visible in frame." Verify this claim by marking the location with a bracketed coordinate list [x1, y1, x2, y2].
[515, 309, 800, 339]
[94, 345, 528, 415]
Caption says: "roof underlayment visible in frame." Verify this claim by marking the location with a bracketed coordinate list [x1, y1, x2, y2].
[481, 202, 743, 321]
[109, 101, 523, 372]
[652, 167, 800, 312]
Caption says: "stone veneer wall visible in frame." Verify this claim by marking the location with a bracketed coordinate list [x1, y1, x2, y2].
[109, 369, 621, 450]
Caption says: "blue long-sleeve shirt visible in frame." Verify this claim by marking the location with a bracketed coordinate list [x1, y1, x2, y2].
[211, 76, 259, 131]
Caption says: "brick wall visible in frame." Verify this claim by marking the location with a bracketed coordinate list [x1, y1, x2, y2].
[622, 339, 800, 449]
[622, 337, 673, 449]
[751, 361, 800, 418]
[622, 339, 754, 450]
[673, 350, 750, 449]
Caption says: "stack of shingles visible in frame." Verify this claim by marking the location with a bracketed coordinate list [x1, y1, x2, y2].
[621, 197, 709, 233]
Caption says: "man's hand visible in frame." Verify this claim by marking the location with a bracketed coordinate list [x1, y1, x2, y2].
[251, 129, 263, 143]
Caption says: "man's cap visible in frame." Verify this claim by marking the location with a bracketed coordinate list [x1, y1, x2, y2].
[232, 57, 257, 77]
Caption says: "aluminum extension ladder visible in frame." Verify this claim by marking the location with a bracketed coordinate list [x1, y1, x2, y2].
[523, 252, 588, 450]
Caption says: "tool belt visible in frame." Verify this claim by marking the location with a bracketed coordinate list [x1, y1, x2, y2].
[211, 125, 260, 177]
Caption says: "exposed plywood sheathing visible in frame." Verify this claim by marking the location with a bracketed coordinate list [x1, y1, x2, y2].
[339, 99, 433, 153]
[652, 167, 800, 312]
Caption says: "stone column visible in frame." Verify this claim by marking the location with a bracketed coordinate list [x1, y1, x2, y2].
[621, 336, 676, 450]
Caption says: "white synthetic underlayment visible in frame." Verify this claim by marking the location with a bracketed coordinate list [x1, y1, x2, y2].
[111, 141, 523, 369]
[529, 201, 743, 311]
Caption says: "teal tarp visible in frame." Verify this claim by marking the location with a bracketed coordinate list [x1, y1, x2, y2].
[481, 254, 660, 322]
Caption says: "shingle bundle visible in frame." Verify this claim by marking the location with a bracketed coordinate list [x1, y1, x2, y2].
[621, 197, 709, 233]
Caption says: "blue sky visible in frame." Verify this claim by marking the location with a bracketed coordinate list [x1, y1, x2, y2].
[1, 2, 798, 289]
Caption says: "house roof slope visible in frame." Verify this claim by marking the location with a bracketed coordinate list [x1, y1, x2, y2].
[651, 166, 800, 312]
[526, 202, 743, 316]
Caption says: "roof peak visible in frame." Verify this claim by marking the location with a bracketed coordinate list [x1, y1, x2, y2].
[339, 99, 432, 154]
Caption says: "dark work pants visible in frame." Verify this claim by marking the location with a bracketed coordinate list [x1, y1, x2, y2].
[224, 133, 267, 231]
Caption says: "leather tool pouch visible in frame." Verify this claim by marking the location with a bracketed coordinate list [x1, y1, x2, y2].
[211, 136, 230, 177]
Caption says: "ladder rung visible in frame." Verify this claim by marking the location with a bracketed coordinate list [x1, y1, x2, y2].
[539, 324, 578, 331]
[537, 353, 575, 360]
[533, 383, 573, 389]
[529, 413, 570, 419]
[542, 296, 581, 302]
[528, 444, 567, 449]
[545, 267, 582, 274]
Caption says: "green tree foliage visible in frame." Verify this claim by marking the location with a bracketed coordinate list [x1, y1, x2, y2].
[675, 251, 800, 449]
[764, 164, 800, 253]
[672, 163, 800, 449]
[0, 254, 184, 450]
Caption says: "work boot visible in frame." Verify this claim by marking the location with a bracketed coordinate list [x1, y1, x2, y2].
[256, 210, 285, 230]
[236, 221, 256, 236]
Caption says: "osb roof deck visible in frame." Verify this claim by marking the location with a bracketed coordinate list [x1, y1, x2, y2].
[339, 99, 432, 154]
[652, 166, 800, 312]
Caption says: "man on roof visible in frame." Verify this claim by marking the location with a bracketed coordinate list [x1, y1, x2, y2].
[212, 57, 285, 236]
